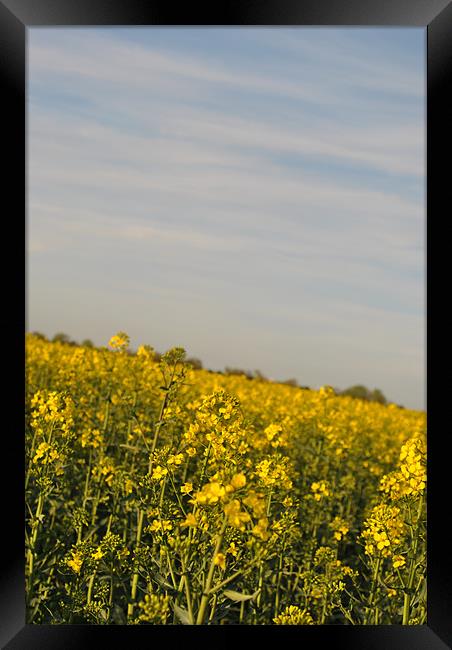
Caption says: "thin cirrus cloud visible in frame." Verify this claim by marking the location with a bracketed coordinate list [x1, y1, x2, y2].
[28, 27, 425, 410]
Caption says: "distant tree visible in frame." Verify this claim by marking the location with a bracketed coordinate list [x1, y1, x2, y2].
[225, 367, 253, 379]
[82, 339, 94, 348]
[52, 332, 70, 344]
[280, 378, 298, 387]
[341, 385, 371, 401]
[340, 385, 388, 405]
[186, 357, 203, 370]
[253, 370, 268, 382]
[31, 331, 47, 340]
[371, 388, 387, 405]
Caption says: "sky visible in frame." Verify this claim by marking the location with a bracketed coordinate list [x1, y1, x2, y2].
[27, 27, 425, 410]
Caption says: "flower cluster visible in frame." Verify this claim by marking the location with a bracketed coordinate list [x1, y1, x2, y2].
[380, 436, 426, 500]
[361, 504, 405, 558]
[273, 605, 315, 625]
[137, 594, 170, 624]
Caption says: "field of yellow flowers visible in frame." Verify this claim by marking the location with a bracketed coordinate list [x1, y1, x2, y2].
[25, 332, 426, 625]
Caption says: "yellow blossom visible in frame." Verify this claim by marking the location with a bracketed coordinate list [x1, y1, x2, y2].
[149, 519, 173, 533]
[194, 481, 226, 505]
[92, 547, 104, 561]
[151, 465, 168, 481]
[393, 555, 406, 569]
[273, 605, 314, 625]
[214, 553, 226, 570]
[180, 482, 193, 495]
[167, 453, 184, 466]
[229, 473, 246, 490]
[66, 550, 83, 573]
[181, 512, 198, 528]
[108, 332, 130, 351]
[224, 499, 251, 530]
[227, 542, 238, 557]
[252, 517, 270, 541]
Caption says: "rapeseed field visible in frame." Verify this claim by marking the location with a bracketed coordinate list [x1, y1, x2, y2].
[25, 333, 426, 625]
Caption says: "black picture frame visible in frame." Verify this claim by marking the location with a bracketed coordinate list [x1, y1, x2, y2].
[1, 0, 451, 647]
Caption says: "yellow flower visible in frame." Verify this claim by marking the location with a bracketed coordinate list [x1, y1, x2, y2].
[310, 585, 324, 599]
[252, 517, 270, 541]
[214, 553, 226, 570]
[66, 550, 83, 573]
[227, 542, 238, 557]
[117, 547, 130, 560]
[224, 499, 251, 530]
[168, 453, 184, 466]
[274, 605, 314, 625]
[108, 332, 130, 351]
[149, 519, 173, 533]
[137, 344, 154, 358]
[373, 531, 390, 550]
[92, 547, 104, 561]
[311, 480, 330, 500]
[123, 478, 134, 495]
[33, 442, 50, 463]
[180, 482, 193, 495]
[229, 473, 246, 490]
[329, 516, 349, 541]
[264, 423, 282, 441]
[243, 491, 266, 517]
[152, 465, 168, 481]
[194, 481, 226, 505]
[393, 555, 406, 569]
[181, 512, 198, 528]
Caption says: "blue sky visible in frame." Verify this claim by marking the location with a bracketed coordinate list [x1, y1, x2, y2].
[27, 28, 425, 410]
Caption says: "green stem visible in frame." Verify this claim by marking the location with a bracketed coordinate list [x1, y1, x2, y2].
[181, 559, 194, 624]
[78, 450, 92, 543]
[274, 551, 284, 618]
[208, 593, 218, 622]
[198, 442, 212, 489]
[239, 599, 245, 624]
[25, 427, 38, 491]
[148, 391, 169, 476]
[365, 554, 382, 624]
[402, 495, 425, 625]
[127, 508, 145, 621]
[196, 517, 227, 625]
[91, 486, 101, 526]
[87, 572, 96, 605]
[26, 492, 44, 593]
[206, 557, 260, 596]
[168, 471, 187, 516]
[256, 564, 264, 611]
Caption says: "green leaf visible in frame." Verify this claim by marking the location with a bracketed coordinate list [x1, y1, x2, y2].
[173, 603, 192, 625]
[223, 589, 259, 602]
[154, 573, 177, 593]
[119, 444, 141, 452]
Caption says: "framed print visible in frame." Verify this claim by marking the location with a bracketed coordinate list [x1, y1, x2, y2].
[1, 0, 451, 647]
